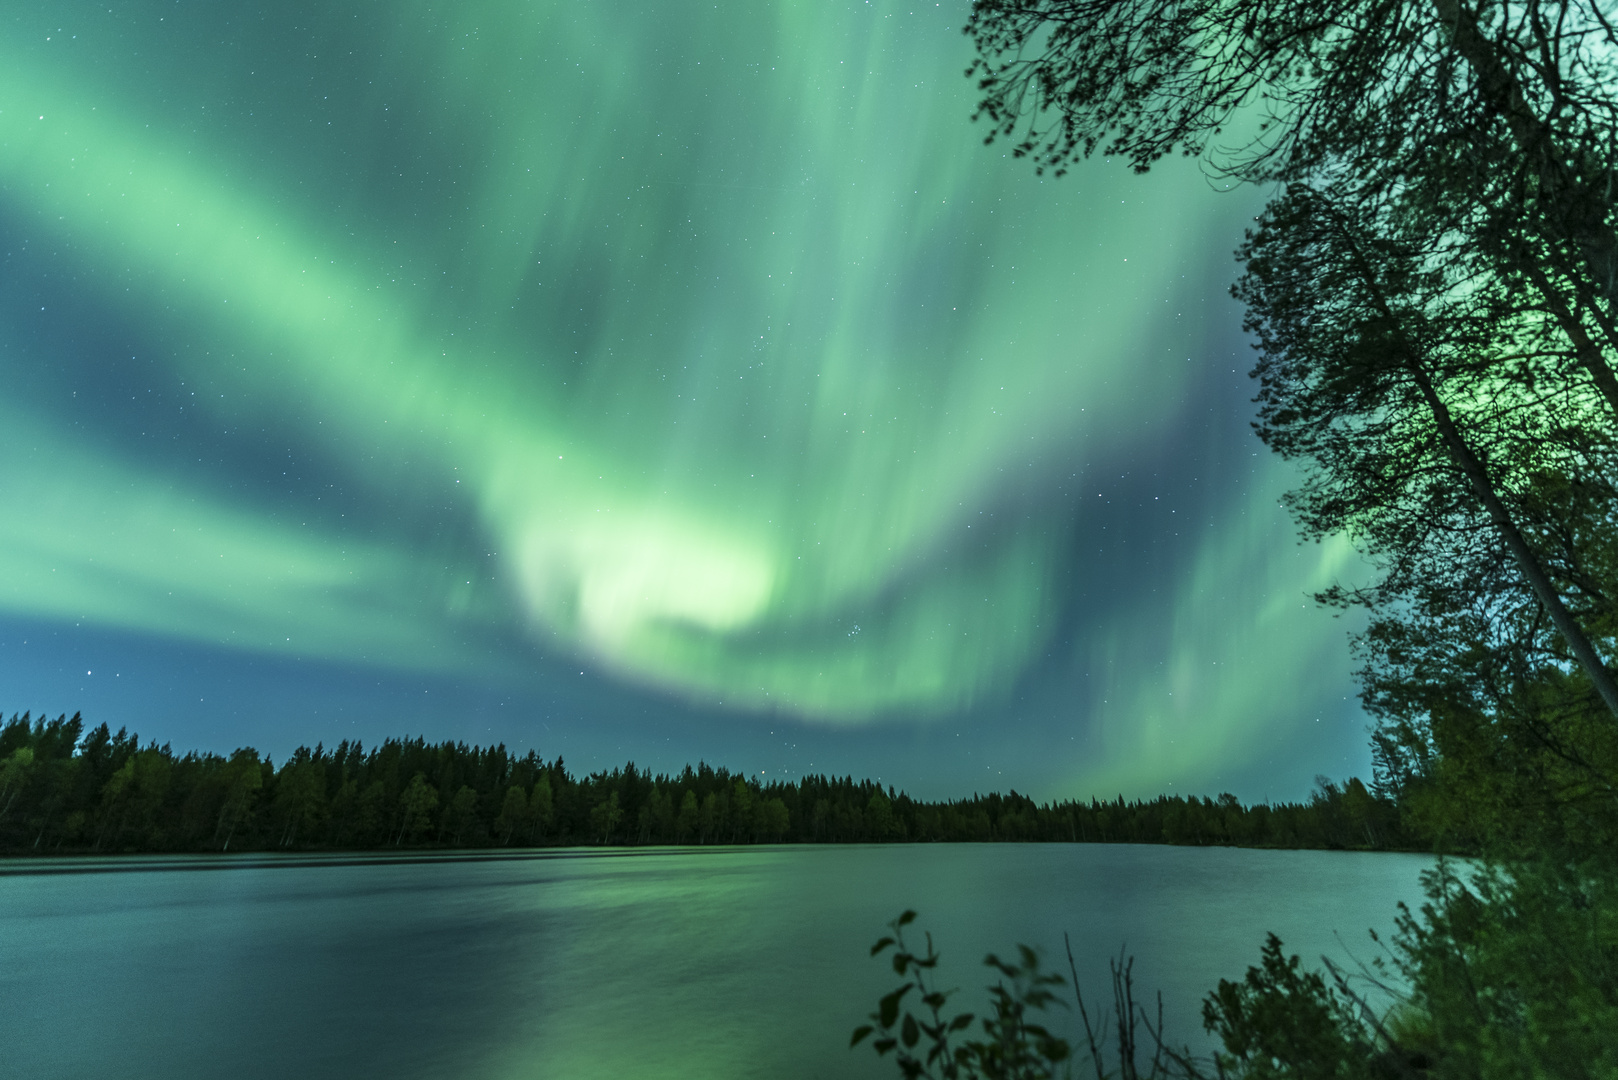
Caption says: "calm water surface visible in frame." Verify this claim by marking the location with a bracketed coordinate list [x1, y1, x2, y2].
[1, 845, 1434, 1079]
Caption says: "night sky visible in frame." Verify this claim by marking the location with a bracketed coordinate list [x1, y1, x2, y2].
[0, 0, 1372, 801]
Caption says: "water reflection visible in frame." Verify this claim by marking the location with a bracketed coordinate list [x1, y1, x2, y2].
[1, 845, 1433, 1079]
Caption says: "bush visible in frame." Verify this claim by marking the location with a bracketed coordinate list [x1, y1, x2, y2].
[858, 855, 1618, 1080]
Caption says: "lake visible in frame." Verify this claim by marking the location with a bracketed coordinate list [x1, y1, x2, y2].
[0, 845, 1434, 1079]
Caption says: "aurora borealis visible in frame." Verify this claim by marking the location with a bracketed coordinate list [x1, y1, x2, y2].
[0, 0, 1370, 799]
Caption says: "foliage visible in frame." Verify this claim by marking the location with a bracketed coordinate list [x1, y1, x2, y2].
[861, 863, 1618, 1080]
[1233, 172, 1618, 836]
[1196, 856, 1618, 1080]
[0, 711, 1418, 855]
[852, 911, 1190, 1080]
[1201, 934, 1390, 1080]
[1391, 859, 1618, 1079]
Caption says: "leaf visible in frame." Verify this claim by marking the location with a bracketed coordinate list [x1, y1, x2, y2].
[880, 986, 912, 1027]
[949, 1013, 975, 1031]
[871, 936, 896, 956]
[902, 1013, 920, 1048]
[850, 1025, 874, 1047]
[984, 953, 1019, 978]
[897, 910, 917, 926]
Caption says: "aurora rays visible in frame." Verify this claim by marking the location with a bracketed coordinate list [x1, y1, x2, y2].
[0, 0, 1371, 797]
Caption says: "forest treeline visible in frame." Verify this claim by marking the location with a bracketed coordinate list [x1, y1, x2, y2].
[0, 711, 1421, 855]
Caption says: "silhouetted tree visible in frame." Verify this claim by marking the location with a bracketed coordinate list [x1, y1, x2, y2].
[395, 773, 438, 845]
[494, 785, 528, 845]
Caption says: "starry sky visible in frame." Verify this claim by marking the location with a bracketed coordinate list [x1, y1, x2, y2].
[0, 0, 1372, 801]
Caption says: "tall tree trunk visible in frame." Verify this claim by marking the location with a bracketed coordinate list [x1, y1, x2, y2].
[1408, 361, 1618, 719]
[1517, 257, 1618, 421]
[1332, 199, 1618, 719]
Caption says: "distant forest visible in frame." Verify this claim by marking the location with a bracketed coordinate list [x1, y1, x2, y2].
[0, 711, 1430, 855]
